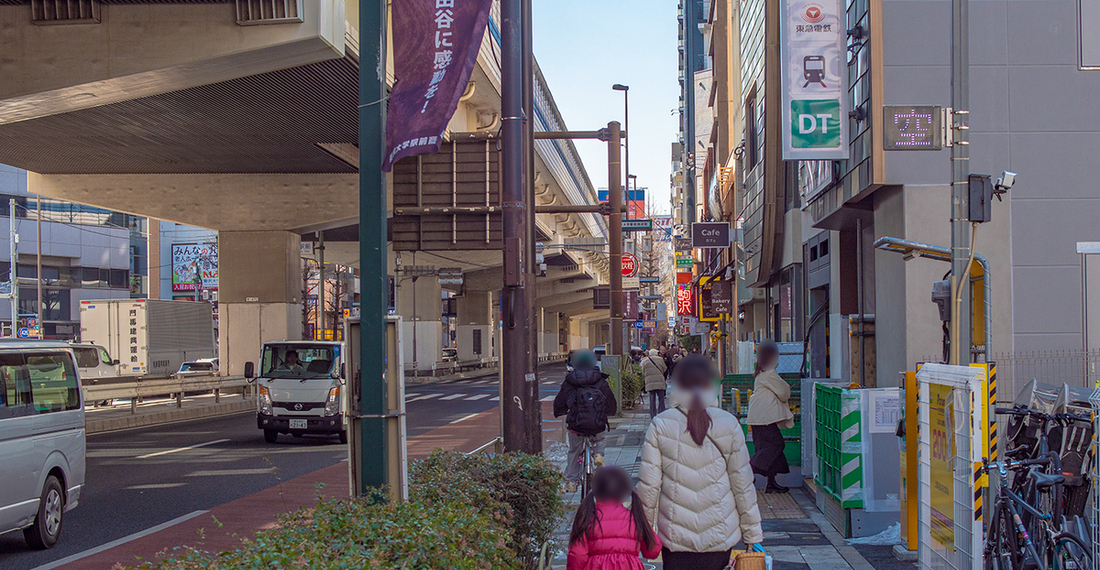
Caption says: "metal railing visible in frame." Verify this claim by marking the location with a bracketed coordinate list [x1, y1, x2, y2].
[991, 350, 1100, 402]
[84, 374, 250, 414]
[465, 436, 504, 456]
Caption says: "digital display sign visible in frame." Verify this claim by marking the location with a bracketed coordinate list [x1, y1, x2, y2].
[883, 106, 943, 150]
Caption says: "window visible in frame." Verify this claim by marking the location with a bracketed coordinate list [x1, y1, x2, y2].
[0, 352, 31, 420]
[72, 346, 100, 368]
[98, 347, 113, 365]
[745, 94, 759, 170]
[26, 352, 80, 413]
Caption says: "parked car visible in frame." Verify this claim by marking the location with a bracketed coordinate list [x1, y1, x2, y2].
[0, 340, 86, 549]
[195, 357, 219, 371]
[441, 348, 458, 363]
[173, 360, 216, 378]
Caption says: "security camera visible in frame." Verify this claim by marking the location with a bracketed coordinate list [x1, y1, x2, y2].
[995, 171, 1017, 193]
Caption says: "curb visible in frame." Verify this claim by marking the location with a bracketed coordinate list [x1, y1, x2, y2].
[86, 400, 254, 434]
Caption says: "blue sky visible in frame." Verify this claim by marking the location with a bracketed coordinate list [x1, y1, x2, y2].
[533, 0, 680, 215]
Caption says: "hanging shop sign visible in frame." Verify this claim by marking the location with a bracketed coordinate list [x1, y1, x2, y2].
[691, 222, 732, 249]
[676, 286, 696, 317]
[781, 0, 849, 160]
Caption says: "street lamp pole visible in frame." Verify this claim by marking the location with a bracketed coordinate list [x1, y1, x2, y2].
[949, 0, 970, 364]
[612, 84, 628, 355]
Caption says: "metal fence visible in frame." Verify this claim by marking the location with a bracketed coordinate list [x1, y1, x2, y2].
[922, 350, 1100, 403]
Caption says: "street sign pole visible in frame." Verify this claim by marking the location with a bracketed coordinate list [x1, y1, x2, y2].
[355, 0, 389, 497]
[608, 122, 624, 398]
[8, 199, 16, 338]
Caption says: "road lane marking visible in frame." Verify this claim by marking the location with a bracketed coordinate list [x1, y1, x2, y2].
[125, 483, 186, 490]
[28, 510, 208, 570]
[464, 394, 489, 401]
[489, 396, 500, 401]
[449, 413, 480, 424]
[540, 395, 555, 402]
[136, 439, 230, 459]
[407, 393, 442, 402]
[186, 468, 277, 477]
[438, 393, 466, 400]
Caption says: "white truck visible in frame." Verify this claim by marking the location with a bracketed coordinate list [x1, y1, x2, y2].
[246, 340, 347, 444]
[78, 299, 216, 377]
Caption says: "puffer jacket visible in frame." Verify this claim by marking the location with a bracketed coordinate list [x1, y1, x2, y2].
[567, 501, 663, 570]
[746, 368, 795, 428]
[640, 356, 668, 392]
[637, 403, 764, 553]
[553, 369, 618, 435]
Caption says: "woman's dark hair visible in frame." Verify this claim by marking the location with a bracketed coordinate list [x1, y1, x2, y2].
[754, 339, 779, 377]
[672, 354, 716, 446]
[569, 465, 657, 550]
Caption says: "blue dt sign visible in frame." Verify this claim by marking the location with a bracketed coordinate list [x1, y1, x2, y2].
[17, 328, 29, 338]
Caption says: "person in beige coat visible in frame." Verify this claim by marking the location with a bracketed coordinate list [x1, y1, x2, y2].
[640, 349, 668, 418]
[747, 339, 795, 493]
[637, 354, 764, 570]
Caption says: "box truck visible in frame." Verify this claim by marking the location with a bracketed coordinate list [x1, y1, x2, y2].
[79, 299, 215, 377]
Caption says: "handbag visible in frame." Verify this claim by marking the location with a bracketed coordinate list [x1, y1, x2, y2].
[733, 550, 768, 570]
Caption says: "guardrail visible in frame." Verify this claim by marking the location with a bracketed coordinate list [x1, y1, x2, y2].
[465, 436, 503, 456]
[538, 352, 568, 364]
[84, 374, 250, 414]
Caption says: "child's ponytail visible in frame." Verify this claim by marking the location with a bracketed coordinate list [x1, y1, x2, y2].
[569, 491, 598, 545]
[629, 491, 657, 550]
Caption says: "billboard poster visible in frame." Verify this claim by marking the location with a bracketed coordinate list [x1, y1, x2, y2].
[929, 383, 956, 551]
[172, 243, 219, 292]
[781, 0, 849, 159]
[653, 216, 673, 242]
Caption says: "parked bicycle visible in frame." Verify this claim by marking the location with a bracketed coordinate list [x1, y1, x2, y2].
[982, 452, 1091, 570]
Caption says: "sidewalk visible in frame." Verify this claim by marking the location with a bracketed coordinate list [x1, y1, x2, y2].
[545, 408, 913, 570]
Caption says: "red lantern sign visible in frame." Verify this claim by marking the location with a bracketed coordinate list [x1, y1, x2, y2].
[676, 286, 696, 316]
[621, 253, 639, 277]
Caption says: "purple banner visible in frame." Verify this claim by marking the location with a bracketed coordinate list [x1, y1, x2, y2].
[383, 0, 492, 172]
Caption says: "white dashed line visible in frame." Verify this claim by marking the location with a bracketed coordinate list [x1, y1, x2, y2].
[449, 413, 481, 424]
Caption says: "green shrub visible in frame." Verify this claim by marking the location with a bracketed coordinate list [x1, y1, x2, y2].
[133, 497, 514, 570]
[621, 363, 644, 409]
[411, 451, 565, 570]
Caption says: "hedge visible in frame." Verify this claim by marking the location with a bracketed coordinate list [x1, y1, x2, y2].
[132, 451, 563, 570]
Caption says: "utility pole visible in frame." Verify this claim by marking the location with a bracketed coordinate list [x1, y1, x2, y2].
[35, 195, 41, 338]
[949, 0, 970, 365]
[521, 0, 541, 451]
[8, 199, 17, 337]
[501, 0, 535, 453]
[608, 121, 624, 369]
[354, 0, 389, 494]
[318, 230, 325, 340]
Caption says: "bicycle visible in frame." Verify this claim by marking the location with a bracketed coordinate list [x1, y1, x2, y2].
[982, 454, 1091, 570]
[578, 434, 594, 497]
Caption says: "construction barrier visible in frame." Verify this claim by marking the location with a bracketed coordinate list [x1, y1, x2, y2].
[916, 363, 985, 570]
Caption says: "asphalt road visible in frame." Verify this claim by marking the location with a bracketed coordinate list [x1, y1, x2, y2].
[0, 363, 568, 570]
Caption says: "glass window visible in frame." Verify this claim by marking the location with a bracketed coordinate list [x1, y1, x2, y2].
[26, 352, 80, 413]
[260, 345, 335, 379]
[0, 352, 31, 420]
[109, 269, 127, 289]
[98, 347, 113, 365]
[72, 346, 99, 368]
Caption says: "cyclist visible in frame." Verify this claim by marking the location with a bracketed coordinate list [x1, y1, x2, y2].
[554, 349, 617, 493]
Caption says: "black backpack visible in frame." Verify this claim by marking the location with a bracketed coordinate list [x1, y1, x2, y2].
[567, 383, 607, 435]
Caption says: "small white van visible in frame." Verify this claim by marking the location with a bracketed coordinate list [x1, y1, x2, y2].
[246, 341, 346, 444]
[70, 343, 120, 380]
[0, 340, 86, 549]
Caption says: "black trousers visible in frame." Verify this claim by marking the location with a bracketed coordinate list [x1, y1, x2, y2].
[661, 548, 733, 570]
[648, 389, 666, 418]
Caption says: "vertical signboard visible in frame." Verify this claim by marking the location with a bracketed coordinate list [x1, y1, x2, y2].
[676, 286, 696, 317]
[781, 0, 849, 159]
[928, 383, 956, 551]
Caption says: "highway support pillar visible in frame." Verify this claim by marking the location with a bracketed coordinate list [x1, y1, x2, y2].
[354, 0, 389, 496]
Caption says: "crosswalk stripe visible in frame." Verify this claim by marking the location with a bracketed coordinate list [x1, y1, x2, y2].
[540, 395, 555, 402]
[490, 396, 499, 401]
[407, 393, 441, 402]
[464, 394, 490, 401]
[439, 393, 465, 400]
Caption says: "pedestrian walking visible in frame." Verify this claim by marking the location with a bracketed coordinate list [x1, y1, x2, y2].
[640, 349, 668, 418]
[637, 354, 763, 570]
[554, 349, 617, 493]
[747, 339, 795, 493]
[567, 465, 662, 570]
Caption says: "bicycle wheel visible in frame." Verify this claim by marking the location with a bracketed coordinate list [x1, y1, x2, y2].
[1053, 532, 1092, 570]
[579, 445, 592, 498]
[988, 503, 1022, 570]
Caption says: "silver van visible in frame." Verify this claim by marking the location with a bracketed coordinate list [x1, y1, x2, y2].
[0, 340, 86, 549]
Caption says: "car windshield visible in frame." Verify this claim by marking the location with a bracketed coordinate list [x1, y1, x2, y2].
[180, 362, 212, 372]
[260, 345, 335, 379]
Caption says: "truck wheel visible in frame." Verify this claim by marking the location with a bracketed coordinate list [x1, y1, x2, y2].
[24, 476, 64, 549]
[263, 429, 278, 443]
[339, 431, 348, 445]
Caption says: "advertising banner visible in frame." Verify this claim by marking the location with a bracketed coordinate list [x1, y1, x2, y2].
[781, 0, 849, 160]
[172, 243, 218, 292]
[383, 0, 493, 171]
[653, 216, 673, 242]
[928, 383, 956, 551]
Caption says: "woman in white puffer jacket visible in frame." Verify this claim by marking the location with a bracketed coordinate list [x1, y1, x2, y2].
[636, 354, 764, 570]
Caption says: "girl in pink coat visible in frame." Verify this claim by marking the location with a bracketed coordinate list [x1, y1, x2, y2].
[568, 465, 662, 570]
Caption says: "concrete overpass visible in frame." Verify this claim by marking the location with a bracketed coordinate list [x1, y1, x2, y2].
[0, 0, 609, 372]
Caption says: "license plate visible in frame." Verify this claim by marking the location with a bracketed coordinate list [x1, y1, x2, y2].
[289, 419, 308, 430]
